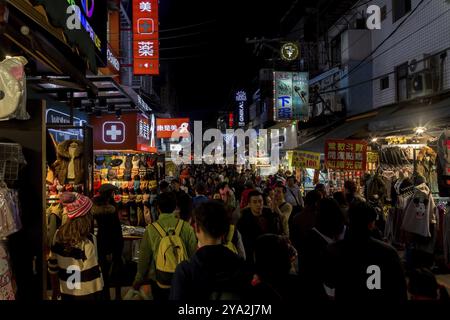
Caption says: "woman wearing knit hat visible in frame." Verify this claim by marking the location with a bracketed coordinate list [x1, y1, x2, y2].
[48, 193, 104, 300]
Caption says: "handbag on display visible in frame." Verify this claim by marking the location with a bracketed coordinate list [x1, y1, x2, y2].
[0, 56, 30, 120]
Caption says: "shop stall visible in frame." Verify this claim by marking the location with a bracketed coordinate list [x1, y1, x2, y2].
[289, 150, 325, 192]
[90, 112, 158, 228]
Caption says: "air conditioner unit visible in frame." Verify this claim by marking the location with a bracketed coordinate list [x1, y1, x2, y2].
[409, 70, 435, 99]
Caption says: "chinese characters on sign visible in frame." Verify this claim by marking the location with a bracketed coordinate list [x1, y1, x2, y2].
[325, 140, 368, 171]
[156, 118, 190, 138]
[274, 72, 309, 121]
[133, 0, 159, 75]
[291, 151, 321, 169]
[137, 114, 156, 152]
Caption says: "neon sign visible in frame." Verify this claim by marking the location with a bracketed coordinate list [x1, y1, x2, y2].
[66, 0, 102, 51]
[81, 0, 94, 18]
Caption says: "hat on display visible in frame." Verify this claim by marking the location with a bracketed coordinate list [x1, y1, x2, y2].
[95, 156, 105, 166]
[62, 193, 93, 219]
[110, 159, 123, 167]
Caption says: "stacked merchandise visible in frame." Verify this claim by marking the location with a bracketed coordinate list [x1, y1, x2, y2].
[94, 153, 157, 227]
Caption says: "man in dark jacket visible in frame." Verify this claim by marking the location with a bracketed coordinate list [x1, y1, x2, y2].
[170, 201, 252, 300]
[237, 190, 282, 264]
[298, 198, 345, 301]
[324, 201, 407, 302]
[91, 184, 124, 300]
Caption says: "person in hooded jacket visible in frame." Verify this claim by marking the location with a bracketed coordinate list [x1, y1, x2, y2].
[91, 184, 124, 300]
[170, 200, 253, 300]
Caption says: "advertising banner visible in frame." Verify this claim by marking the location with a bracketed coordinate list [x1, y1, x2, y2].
[156, 118, 190, 138]
[291, 150, 321, 169]
[325, 140, 368, 171]
[274, 72, 309, 121]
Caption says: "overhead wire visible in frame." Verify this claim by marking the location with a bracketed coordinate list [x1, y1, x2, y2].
[318, 1, 449, 94]
[319, 0, 428, 92]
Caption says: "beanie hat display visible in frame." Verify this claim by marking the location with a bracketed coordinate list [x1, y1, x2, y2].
[62, 193, 93, 220]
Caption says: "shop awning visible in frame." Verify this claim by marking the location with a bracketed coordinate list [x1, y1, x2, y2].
[28, 75, 139, 114]
[297, 95, 450, 153]
[297, 111, 378, 153]
[368, 96, 450, 136]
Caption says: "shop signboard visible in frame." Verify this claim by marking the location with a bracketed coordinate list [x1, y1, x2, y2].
[235, 91, 247, 128]
[35, 0, 108, 68]
[291, 150, 321, 169]
[325, 139, 368, 171]
[273, 72, 309, 121]
[137, 113, 157, 153]
[90, 113, 140, 151]
[228, 112, 234, 128]
[156, 118, 190, 138]
[133, 0, 159, 75]
[46, 107, 87, 143]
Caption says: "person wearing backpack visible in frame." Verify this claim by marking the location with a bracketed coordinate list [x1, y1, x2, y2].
[133, 192, 198, 300]
[170, 200, 253, 301]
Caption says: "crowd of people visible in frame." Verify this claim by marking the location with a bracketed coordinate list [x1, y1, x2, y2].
[47, 164, 449, 301]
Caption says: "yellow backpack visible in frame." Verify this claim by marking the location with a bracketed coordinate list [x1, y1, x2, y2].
[152, 220, 188, 289]
[223, 225, 238, 255]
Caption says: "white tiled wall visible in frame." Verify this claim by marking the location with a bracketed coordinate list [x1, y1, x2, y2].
[371, 0, 450, 108]
[311, 0, 450, 115]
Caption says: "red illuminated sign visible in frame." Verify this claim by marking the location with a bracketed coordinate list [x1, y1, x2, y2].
[325, 140, 368, 171]
[228, 112, 234, 128]
[133, 0, 159, 75]
[156, 118, 190, 139]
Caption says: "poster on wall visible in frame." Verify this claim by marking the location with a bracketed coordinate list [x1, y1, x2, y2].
[325, 140, 368, 171]
[274, 72, 309, 121]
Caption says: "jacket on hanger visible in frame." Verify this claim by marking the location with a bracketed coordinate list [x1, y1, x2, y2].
[53, 140, 84, 185]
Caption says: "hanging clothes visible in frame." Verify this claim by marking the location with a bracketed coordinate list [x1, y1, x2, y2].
[0, 186, 22, 238]
[401, 183, 437, 238]
[0, 241, 15, 300]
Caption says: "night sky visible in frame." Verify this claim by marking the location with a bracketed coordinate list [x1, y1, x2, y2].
[158, 0, 297, 121]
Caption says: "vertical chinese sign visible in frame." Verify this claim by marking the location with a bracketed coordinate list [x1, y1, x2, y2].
[137, 114, 157, 153]
[273, 72, 309, 121]
[133, 0, 159, 75]
[325, 140, 367, 171]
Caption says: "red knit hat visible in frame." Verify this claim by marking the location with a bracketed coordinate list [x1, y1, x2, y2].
[63, 193, 93, 220]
